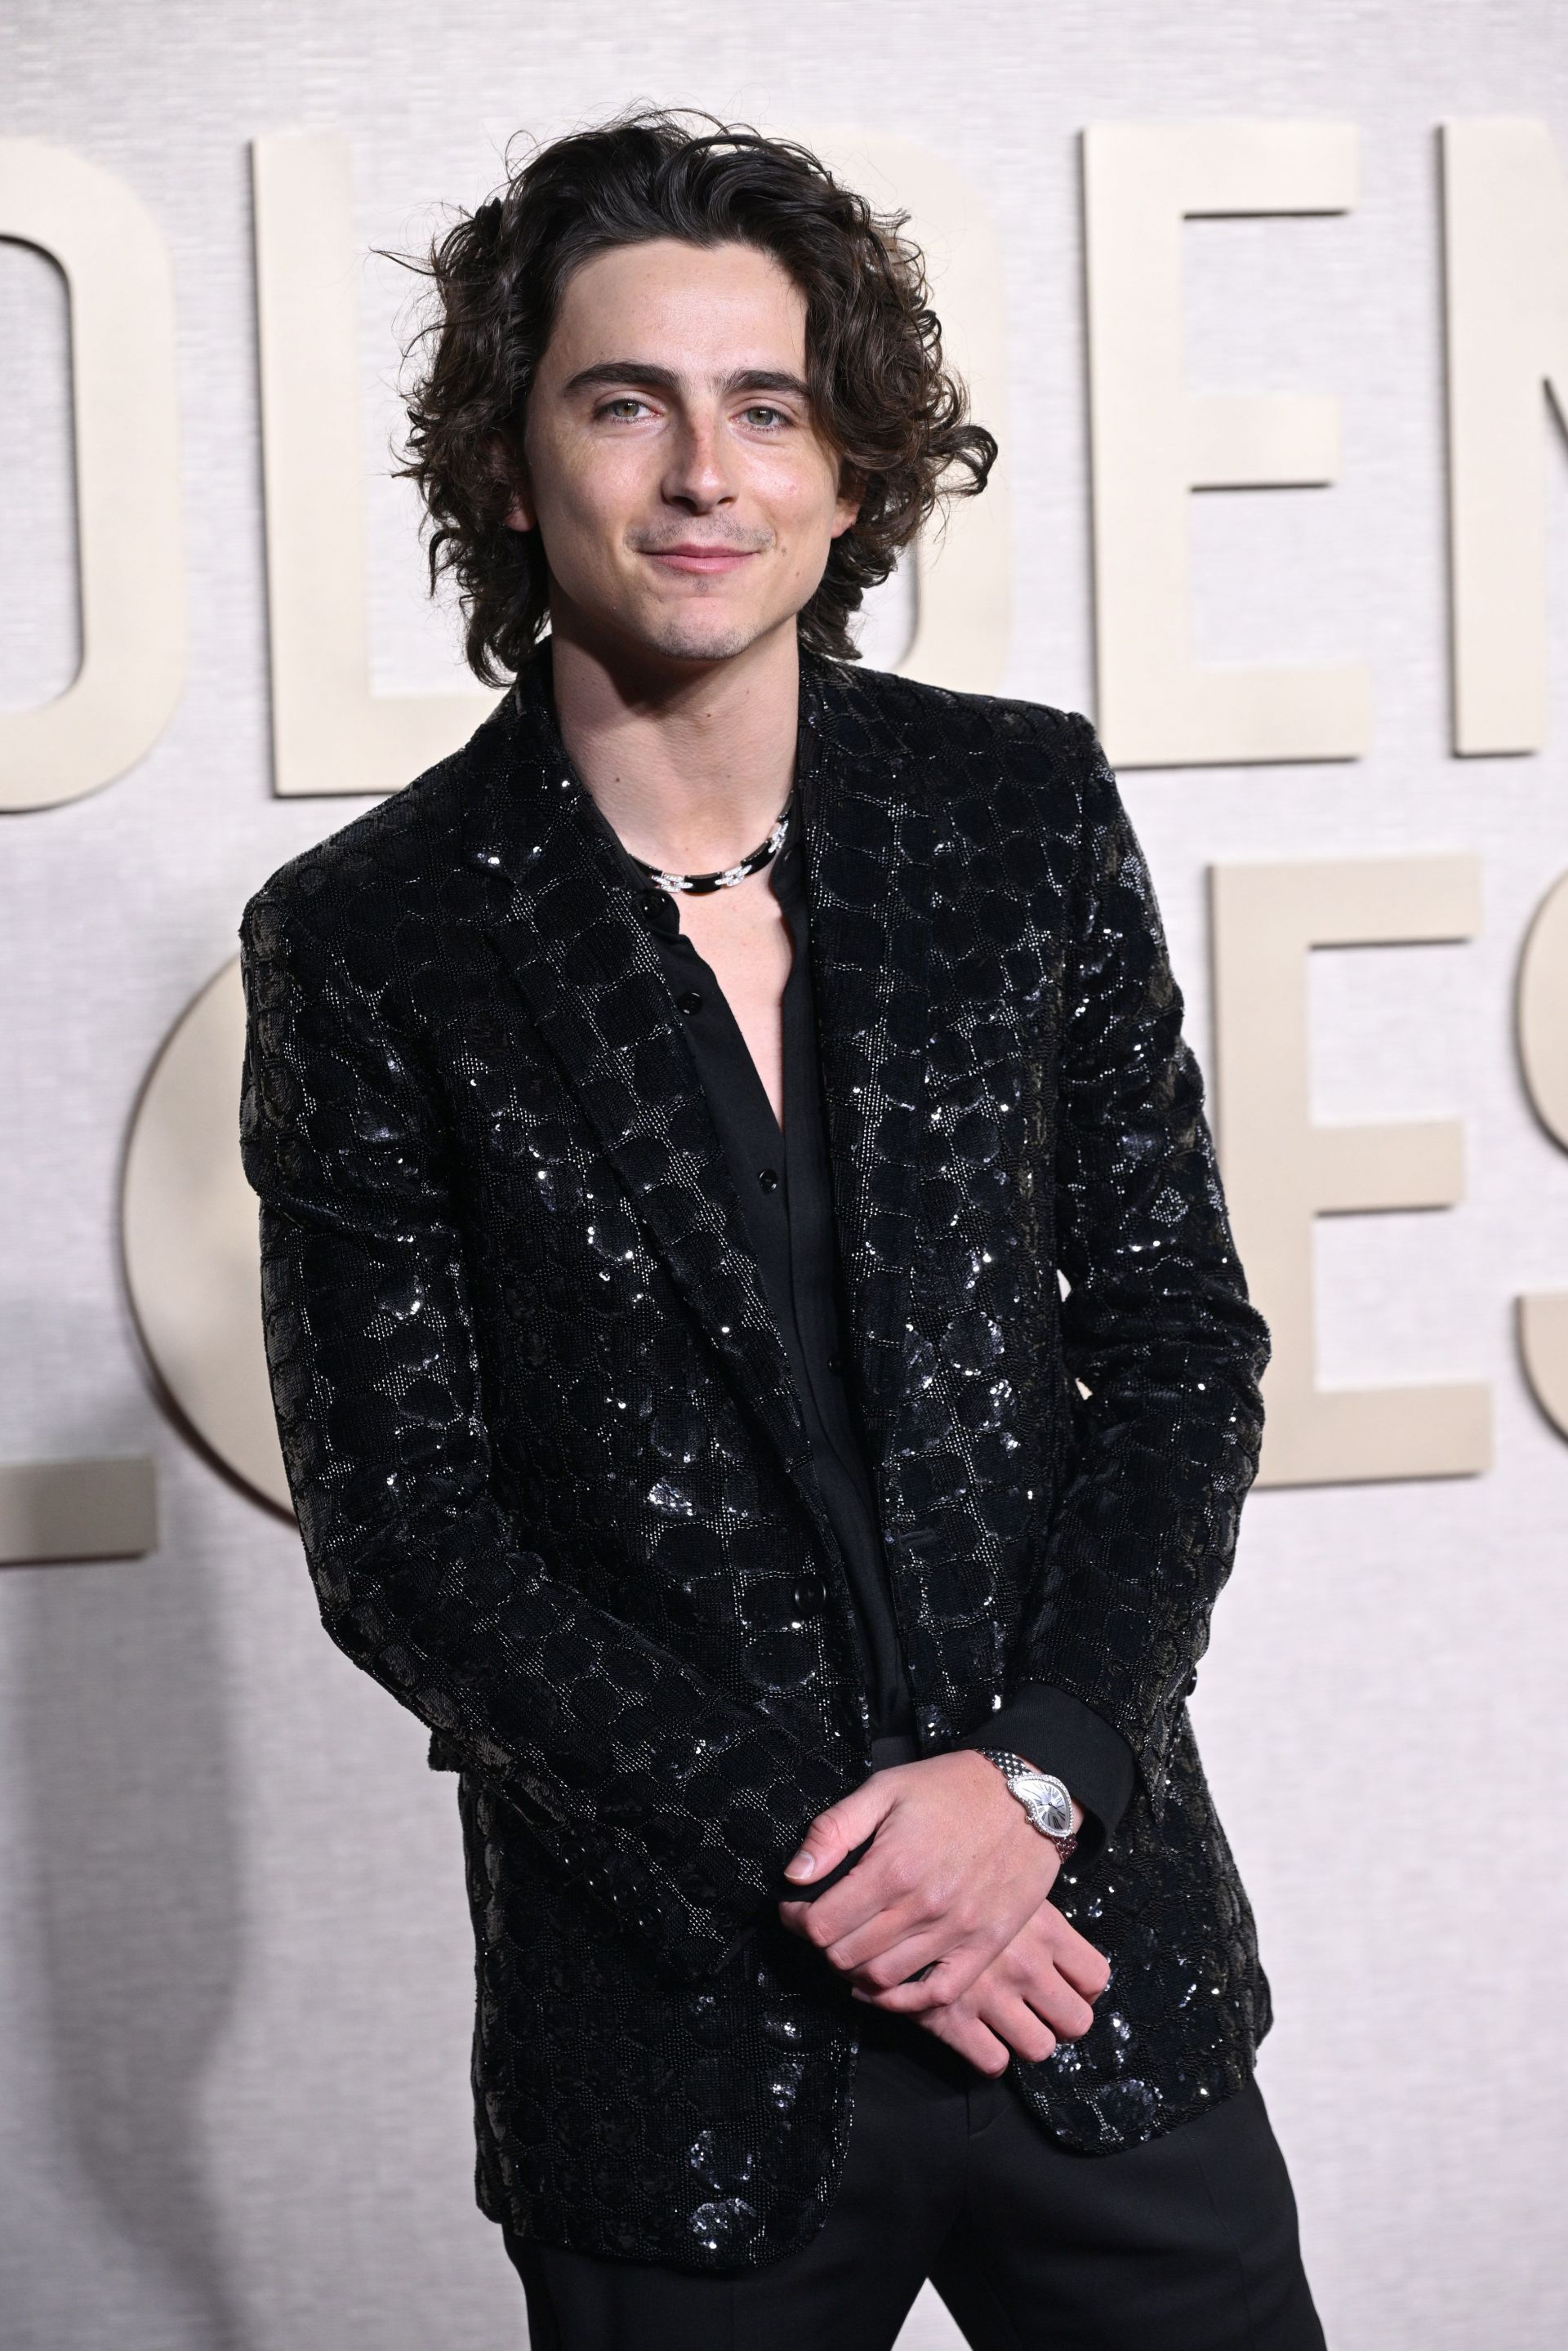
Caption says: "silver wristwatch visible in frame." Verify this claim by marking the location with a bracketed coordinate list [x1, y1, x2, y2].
[978, 1749, 1078, 1862]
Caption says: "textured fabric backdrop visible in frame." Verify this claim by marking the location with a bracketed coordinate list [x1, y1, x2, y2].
[1, 4, 1565, 2345]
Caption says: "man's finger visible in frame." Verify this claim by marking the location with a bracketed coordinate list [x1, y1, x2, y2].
[1022, 1905, 1111, 2002]
[850, 1948, 987, 2015]
[818, 1885, 942, 1975]
[1053, 1946, 1114, 2002]
[840, 1925, 947, 1992]
[970, 1984, 1058, 2067]
[1008, 1963, 1095, 2042]
[916, 2006, 1011, 2077]
[1053, 1937, 1112, 2002]
[782, 1772, 898, 1887]
[780, 1844, 898, 1943]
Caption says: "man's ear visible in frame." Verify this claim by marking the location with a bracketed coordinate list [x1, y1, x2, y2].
[488, 430, 535, 533]
[831, 463, 864, 541]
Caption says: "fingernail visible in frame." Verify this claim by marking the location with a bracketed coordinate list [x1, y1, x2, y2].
[786, 1853, 816, 1881]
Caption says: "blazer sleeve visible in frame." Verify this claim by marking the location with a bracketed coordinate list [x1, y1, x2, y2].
[238, 880, 849, 1985]
[957, 1681, 1137, 1853]
[1012, 715, 1272, 1818]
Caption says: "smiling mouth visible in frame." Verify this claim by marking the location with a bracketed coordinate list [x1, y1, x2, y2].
[641, 545, 764, 575]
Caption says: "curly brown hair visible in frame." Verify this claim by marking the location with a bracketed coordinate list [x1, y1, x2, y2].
[394, 110, 997, 681]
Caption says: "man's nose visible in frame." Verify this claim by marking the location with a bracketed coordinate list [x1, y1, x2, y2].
[662, 407, 737, 510]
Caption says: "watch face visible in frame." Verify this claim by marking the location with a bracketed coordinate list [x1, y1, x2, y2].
[1018, 1772, 1074, 1839]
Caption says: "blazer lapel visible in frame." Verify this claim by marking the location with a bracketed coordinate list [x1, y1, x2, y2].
[796, 657, 935, 1493]
[464, 656, 835, 1539]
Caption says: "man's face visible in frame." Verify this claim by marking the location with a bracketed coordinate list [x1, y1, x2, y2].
[509, 237, 860, 667]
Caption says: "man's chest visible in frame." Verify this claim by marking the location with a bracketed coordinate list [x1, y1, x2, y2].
[420, 897, 1066, 1358]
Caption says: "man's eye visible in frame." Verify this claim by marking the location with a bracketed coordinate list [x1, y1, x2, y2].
[597, 398, 650, 421]
[741, 405, 788, 429]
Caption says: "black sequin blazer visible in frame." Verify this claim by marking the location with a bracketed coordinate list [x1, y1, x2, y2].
[238, 646, 1274, 2274]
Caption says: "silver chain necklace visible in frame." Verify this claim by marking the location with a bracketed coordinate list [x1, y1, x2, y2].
[627, 795, 794, 896]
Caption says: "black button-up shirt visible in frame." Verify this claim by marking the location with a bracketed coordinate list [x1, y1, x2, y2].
[595, 806, 1135, 1840]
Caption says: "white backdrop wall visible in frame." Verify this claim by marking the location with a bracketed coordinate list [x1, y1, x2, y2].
[2, 3, 1566, 2346]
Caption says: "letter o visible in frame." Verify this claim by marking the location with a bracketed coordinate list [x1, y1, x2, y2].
[123, 957, 290, 1512]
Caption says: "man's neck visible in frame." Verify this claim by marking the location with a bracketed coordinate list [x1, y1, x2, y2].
[548, 612, 801, 875]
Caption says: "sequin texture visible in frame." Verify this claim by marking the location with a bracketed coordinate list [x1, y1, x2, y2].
[238, 648, 1274, 2273]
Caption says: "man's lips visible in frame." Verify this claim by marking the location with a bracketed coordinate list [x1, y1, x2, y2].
[641, 545, 763, 575]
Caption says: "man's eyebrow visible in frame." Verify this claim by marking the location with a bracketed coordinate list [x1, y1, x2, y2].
[725, 369, 811, 399]
[562, 360, 812, 400]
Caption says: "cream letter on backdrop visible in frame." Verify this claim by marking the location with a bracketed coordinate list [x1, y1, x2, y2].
[122, 959, 290, 1512]
[1083, 121, 1370, 768]
[252, 134, 504, 796]
[0, 1459, 157, 1567]
[1443, 118, 1568, 756]
[1210, 856, 1491, 1485]
[1517, 870, 1568, 1433]
[0, 140, 185, 811]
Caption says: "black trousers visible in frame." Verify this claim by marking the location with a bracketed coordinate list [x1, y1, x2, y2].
[506, 2009, 1325, 2351]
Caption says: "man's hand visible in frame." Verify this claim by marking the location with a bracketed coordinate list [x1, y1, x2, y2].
[859, 1899, 1111, 2076]
[778, 1750, 1068, 2006]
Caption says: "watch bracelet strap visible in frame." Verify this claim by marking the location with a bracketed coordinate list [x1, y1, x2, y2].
[978, 1748, 1078, 1860]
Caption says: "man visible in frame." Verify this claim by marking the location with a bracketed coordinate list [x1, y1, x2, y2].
[239, 113, 1323, 2349]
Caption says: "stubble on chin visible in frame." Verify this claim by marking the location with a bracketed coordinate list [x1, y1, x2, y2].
[636, 610, 764, 665]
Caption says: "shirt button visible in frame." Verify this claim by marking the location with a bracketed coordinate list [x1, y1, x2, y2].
[827, 1352, 843, 1376]
[677, 991, 703, 1016]
[758, 1167, 779, 1192]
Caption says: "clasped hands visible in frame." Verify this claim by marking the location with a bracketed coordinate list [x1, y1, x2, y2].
[777, 1750, 1111, 2077]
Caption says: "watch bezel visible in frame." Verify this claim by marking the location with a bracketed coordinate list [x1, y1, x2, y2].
[978, 1748, 1078, 1850]
[1013, 1770, 1074, 1840]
